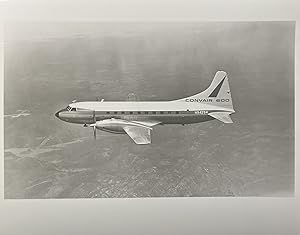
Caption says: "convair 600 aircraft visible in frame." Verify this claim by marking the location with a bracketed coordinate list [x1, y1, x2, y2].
[55, 71, 235, 144]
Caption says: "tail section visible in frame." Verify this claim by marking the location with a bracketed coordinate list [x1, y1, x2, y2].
[175, 71, 234, 111]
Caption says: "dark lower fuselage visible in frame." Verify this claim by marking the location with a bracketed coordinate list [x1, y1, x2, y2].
[56, 109, 214, 125]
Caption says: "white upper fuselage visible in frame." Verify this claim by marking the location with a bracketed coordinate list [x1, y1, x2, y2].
[70, 101, 233, 112]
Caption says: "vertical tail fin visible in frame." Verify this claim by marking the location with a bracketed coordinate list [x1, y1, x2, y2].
[175, 71, 234, 111]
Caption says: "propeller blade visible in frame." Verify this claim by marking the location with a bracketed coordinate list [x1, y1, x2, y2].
[93, 126, 96, 140]
[90, 123, 97, 140]
[93, 110, 96, 123]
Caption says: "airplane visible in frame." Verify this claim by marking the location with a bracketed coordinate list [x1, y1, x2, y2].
[55, 71, 235, 144]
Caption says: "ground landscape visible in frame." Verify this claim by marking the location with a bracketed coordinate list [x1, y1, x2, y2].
[4, 22, 294, 198]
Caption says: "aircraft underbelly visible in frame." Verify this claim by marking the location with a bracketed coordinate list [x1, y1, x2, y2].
[113, 114, 212, 124]
[61, 112, 213, 125]
[158, 115, 213, 124]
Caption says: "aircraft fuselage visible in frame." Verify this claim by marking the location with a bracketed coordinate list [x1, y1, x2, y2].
[54, 71, 235, 144]
[55, 101, 228, 126]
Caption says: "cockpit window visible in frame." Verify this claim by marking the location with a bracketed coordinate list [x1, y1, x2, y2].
[66, 106, 76, 112]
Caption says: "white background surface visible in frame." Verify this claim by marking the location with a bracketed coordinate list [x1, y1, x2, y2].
[0, 0, 299, 234]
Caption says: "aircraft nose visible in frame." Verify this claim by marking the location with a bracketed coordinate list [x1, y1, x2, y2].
[55, 110, 60, 119]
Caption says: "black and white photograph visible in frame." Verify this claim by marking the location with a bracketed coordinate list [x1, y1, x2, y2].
[4, 21, 294, 199]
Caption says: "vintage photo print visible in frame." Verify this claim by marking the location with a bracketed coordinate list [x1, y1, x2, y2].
[4, 22, 294, 198]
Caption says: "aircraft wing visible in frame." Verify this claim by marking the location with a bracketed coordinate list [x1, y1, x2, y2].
[208, 112, 233, 123]
[123, 126, 152, 144]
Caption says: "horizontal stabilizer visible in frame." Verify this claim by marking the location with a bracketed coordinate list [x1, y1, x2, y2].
[208, 112, 233, 123]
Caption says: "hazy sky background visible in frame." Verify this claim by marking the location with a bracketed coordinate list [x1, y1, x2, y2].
[4, 22, 294, 198]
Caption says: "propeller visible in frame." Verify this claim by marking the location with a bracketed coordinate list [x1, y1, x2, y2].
[93, 124, 96, 140]
[90, 110, 97, 140]
[93, 110, 96, 123]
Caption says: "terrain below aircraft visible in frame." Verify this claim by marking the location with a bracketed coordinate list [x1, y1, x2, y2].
[55, 71, 235, 144]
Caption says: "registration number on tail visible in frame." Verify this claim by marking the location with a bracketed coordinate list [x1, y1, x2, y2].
[194, 110, 208, 115]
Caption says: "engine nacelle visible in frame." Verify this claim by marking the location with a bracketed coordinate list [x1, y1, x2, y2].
[97, 126, 126, 134]
[95, 119, 127, 134]
[94, 118, 151, 134]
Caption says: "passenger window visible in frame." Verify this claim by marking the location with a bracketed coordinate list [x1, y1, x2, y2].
[106, 112, 110, 114]
[168, 111, 172, 114]
[145, 111, 149, 114]
[114, 111, 118, 114]
[130, 112, 133, 114]
[152, 111, 156, 114]
[176, 111, 179, 114]
[160, 111, 164, 114]
[137, 111, 141, 114]
[121, 111, 125, 114]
